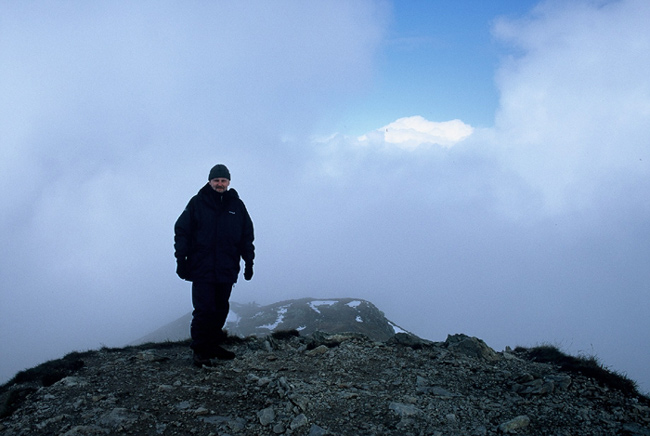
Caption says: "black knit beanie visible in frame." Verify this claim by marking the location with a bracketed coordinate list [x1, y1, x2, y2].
[208, 164, 231, 181]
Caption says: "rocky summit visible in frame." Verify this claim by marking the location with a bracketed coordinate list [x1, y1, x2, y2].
[1, 331, 649, 436]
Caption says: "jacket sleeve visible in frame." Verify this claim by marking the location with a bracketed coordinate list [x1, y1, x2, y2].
[174, 201, 193, 260]
[238, 201, 255, 265]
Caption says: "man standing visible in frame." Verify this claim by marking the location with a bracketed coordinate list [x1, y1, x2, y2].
[174, 164, 255, 367]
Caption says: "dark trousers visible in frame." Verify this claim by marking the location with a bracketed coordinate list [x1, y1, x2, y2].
[190, 282, 233, 355]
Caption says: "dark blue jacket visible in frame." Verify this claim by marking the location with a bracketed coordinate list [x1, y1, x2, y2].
[174, 185, 254, 283]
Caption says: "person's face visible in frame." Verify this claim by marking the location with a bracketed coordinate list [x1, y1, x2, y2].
[209, 177, 230, 193]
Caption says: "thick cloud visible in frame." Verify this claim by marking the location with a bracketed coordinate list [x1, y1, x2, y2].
[491, 0, 650, 213]
[0, 1, 387, 382]
[288, 0, 650, 392]
[358, 116, 474, 149]
[1, 0, 648, 395]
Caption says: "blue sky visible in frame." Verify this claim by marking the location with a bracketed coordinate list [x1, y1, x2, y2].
[1, 0, 649, 395]
[343, 0, 541, 132]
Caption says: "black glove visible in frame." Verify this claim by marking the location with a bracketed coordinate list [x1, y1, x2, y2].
[176, 257, 190, 280]
[244, 263, 253, 281]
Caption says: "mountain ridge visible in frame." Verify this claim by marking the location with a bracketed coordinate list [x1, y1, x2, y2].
[2, 331, 649, 435]
[2, 298, 649, 435]
[133, 297, 412, 345]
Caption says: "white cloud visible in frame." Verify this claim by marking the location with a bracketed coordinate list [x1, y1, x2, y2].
[491, 0, 650, 213]
[2, 0, 649, 396]
[0, 1, 387, 384]
[358, 116, 474, 149]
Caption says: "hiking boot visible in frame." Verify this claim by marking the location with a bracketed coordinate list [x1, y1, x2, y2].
[213, 345, 235, 360]
[192, 352, 214, 367]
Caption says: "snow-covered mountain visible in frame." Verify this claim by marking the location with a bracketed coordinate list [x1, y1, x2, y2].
[132, 298, 411, 345]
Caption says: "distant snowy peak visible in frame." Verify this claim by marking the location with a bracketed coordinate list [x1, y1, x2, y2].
[132, 297, 413, 346]
[226, 298, 410, 342]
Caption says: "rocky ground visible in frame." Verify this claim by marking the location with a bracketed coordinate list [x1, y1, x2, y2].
[1, 331, 649, 436]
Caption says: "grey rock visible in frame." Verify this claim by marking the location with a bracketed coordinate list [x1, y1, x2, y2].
[498, 415, 530, 433]
[306, 345, 329, 356]
[308, 423, 331, 436]
[290, 412, 309, 429]
[98, 407, 137, 428]
[60, 425, 109, 435]
[389, 332, 430, 348]
[257, 406, 275, 426]
[289, 393, 310, 411]
[446, 333, 500, 362]
[176, 400, 191, 410]
[388, 401, 422, 418]
[622, 422, 650, 436]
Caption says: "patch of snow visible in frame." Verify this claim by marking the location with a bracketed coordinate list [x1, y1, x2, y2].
[355, 316, 363, 323]
[308, 300, 337, 314]
[390, 322, 407, 334]
[225, 311, 240, 326]
[297, 325, 306, 331]
[259, 306, 288, 330]
[346, 300, 362, 308]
